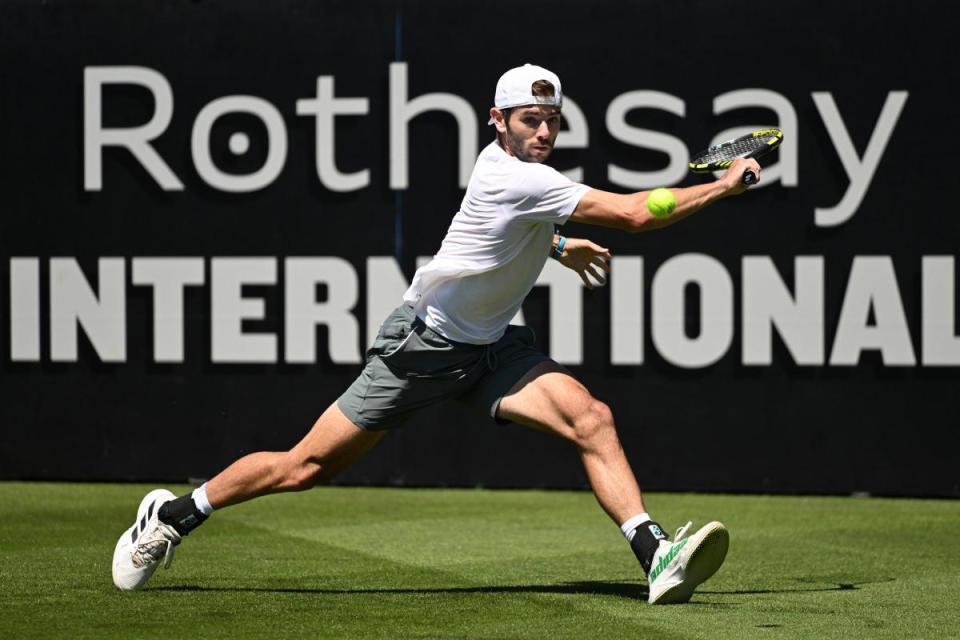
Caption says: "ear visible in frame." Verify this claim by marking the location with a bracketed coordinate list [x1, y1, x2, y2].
[490, 108, 507, 133]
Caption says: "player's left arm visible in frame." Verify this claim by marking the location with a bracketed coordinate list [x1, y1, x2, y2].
[569, 157, 760, 233]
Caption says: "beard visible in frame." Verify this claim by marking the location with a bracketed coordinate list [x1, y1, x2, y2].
[502, 125, 553, 163]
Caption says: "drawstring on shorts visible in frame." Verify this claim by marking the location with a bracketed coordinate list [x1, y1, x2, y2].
[484, 344, 499, 372]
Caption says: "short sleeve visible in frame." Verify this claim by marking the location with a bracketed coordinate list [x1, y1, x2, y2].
[503, 162, 590, 225]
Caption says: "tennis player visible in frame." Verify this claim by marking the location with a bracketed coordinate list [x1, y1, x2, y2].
[112, 63, 761, 604]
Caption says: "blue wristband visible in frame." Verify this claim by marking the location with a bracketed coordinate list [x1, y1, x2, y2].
[551, 235, 566, 260]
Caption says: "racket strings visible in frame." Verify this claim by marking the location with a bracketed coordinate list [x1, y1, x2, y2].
[699, 137, 769, 163]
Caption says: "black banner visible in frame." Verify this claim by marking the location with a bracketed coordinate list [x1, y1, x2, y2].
[2, 0, 958, 496]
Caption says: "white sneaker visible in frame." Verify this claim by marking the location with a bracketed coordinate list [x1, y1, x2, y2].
[647, 520, 729, 604]
[112, 489, 182, 591]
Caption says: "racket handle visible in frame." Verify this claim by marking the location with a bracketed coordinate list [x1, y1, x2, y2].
[742, 170, 757, 185]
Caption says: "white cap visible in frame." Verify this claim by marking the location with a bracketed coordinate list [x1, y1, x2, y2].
[488, 63, 562, 124]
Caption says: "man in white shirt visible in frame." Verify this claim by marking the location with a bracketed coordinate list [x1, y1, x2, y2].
[113, 64, 761, 605]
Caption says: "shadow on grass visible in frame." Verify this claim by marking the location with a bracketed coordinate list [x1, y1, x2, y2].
[150, 576, 894, 600]
[700, 576, 895, 596]
[152, 580, 648, 599]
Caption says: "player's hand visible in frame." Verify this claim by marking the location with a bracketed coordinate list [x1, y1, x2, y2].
[719, 157, 761, 195]
[558, 238, 611, 289]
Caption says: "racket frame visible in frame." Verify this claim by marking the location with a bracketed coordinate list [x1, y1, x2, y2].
[688, 128, 783, 184]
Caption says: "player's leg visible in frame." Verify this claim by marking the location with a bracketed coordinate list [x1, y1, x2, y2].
[112, 302, 458, 591]
[202, 402, 383, 508]
[495, 361, 644, 525]
[112, 402, 382, 591]
[161, 401, 382, 527]
[495, 361, 728, 604]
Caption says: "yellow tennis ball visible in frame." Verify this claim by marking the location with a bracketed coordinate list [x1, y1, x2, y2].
[647, 188, 676, 218]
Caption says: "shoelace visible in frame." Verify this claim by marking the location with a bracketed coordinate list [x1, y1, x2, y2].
[673, 521, 694, 542]
[132, 522, 180, 570]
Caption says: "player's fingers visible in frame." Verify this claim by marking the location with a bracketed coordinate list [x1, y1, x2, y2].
[591, 256, 610, 272]
[578, 270, 594, 290]
[587, 264, 606, 284]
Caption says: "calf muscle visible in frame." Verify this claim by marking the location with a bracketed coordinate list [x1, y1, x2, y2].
[204, 403, 383, 509]
[496, 363, 646, 523]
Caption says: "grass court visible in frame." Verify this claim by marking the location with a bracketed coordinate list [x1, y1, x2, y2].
[2, 483, 958, 639]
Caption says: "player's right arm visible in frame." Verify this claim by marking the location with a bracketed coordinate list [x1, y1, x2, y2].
[570, 157, 760, 233]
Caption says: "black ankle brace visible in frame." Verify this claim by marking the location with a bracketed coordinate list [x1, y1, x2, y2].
[629, 521, 669, 574]
[158, 494, 208, 536]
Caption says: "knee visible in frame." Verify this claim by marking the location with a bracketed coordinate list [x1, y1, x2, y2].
[571, 399, 617, 450]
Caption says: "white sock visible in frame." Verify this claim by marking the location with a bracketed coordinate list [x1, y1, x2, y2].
[191, 484, 215, 516]
[620, 512, 651, 542]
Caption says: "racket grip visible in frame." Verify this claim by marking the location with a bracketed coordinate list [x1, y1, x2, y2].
[742, 170, 757, 185]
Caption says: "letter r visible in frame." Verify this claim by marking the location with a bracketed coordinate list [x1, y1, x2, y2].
[84, 66, 184, 191]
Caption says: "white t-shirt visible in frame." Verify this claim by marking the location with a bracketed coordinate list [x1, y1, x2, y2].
[403, 141, 590, 344]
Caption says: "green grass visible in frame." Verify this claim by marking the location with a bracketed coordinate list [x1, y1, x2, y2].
[1, 483, 958, 639]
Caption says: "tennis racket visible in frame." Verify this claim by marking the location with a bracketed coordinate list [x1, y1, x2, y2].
[689, 129, 783, 185]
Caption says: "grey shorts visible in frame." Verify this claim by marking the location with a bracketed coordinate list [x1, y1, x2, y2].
[337, 304, 550, 430]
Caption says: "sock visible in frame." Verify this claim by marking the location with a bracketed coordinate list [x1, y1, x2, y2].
[628, 520, 669, 575]
[191, 484, 215, 516]
[158, 493, 209, 536]
[620, 513, 651, 541]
